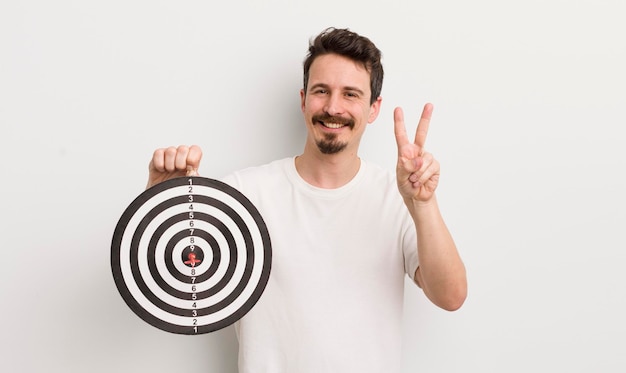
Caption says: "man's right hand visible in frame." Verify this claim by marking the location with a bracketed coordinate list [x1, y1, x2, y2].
[147, 145, 203, 189]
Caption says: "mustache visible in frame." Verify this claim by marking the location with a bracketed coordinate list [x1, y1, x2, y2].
[312, 114, 355, 128]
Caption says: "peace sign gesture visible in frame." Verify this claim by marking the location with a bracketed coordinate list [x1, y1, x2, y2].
[394, 103, 440, 203]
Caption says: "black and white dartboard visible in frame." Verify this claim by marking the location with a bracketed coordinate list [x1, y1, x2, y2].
[111, 176, 272, 335]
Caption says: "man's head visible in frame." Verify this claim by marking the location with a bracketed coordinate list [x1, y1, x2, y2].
[303, 27, 384, 106]
[300, 28, 384, 156]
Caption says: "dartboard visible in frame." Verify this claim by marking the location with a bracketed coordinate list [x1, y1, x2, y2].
[111, 176, 272, 335]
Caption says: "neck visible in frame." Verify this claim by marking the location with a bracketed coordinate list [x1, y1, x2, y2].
[295, 144, 361, 189]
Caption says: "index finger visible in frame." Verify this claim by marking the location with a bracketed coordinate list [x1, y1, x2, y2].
[414, 103, 433, 149]
[185, 145, 203, 173]
[393, 106, 410, 152]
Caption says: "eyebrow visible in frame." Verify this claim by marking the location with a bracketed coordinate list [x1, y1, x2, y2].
[309, 83, 366, 96]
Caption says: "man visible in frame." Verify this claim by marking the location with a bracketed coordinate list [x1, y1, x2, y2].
[147, 27, 466, 372]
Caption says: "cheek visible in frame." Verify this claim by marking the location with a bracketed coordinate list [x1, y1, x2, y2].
[365, 107, 378, 123]
[305, 96, 324, 109]
[304, 102, 327, 120]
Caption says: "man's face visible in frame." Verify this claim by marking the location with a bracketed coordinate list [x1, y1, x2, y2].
[301, 53, 381, 155]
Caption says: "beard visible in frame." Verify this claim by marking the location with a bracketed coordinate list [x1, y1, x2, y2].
[316, 133, 347, 154]
[311, 113, 354, 154]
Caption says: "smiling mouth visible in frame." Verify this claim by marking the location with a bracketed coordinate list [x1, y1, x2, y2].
[321, 122, 346, 129]
[313, 114, 354, 130]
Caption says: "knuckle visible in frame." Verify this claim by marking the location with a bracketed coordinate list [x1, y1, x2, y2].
[165, 146, 177, 156]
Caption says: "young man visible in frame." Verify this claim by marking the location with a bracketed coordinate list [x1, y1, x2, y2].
[147, 27, 466, 372]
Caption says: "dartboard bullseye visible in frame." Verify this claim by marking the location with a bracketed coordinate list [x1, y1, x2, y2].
[111, 177, 272, 335]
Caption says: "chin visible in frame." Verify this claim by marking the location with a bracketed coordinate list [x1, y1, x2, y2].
[316, 140, 347, 154]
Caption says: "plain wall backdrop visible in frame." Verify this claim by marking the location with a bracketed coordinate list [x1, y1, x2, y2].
[1, 0, 625, 372]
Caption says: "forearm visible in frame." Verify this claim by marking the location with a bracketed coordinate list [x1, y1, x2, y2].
[406, 195, 467, 311]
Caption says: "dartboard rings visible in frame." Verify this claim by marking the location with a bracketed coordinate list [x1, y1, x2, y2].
[111, 176, 272, 335]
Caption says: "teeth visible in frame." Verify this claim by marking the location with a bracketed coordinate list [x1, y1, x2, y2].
[324, 122, 344, 129]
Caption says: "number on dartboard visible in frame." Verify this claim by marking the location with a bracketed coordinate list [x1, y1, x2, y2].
[189, 178, 199, 333]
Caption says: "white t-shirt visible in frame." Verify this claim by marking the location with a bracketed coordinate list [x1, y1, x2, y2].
[221, 157, 419, 373]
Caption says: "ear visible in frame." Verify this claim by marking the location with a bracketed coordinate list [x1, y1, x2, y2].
[300, 89, 306, 113]
[368, 96, 383, 123]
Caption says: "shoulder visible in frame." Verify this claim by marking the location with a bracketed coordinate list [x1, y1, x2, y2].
[220, 157, 293, 189]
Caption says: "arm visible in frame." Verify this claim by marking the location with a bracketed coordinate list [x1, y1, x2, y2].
[394, 104, 467, 311]
[146, 145, 203, 189]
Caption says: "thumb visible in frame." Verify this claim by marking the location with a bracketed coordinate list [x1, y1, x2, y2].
[186, 166, 199, 177]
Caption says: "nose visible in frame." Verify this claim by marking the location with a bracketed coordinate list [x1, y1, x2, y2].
[323, 92, 343, 116]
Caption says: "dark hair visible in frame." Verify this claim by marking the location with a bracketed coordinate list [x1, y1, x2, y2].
[303, 27, 384, 105]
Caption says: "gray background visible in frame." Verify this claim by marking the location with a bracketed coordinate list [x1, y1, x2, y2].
[1, 0, 625, 372]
